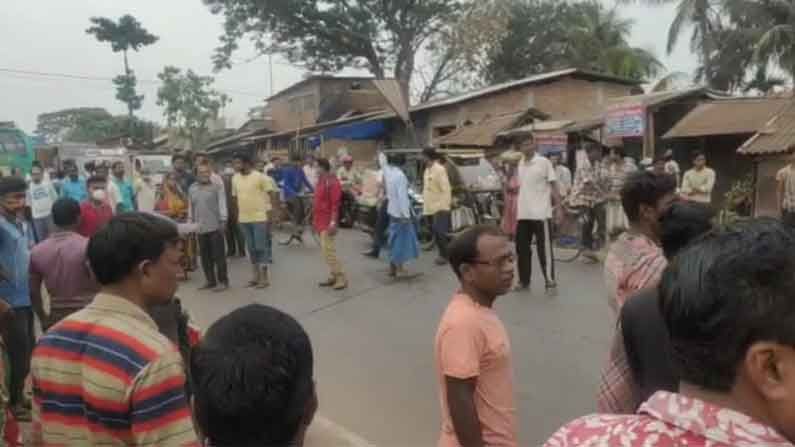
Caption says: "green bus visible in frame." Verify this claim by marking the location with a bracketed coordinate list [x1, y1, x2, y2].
[0, 125, 35, 176]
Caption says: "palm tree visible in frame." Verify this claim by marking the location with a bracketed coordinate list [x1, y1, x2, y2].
[566, 1, 664, 80]
[752, 0, 795, 81]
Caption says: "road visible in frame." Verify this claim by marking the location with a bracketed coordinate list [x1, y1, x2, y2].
[183, 228, 613, 446]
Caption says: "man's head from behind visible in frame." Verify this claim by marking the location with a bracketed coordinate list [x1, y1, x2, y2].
[87, 213, 181, 305]
[191, 304, 317, 447]
[659, 201, 714, 259]
[621, 170, 677, 236]
[660, 218, 795, 441]
[52, 198, 81, 230]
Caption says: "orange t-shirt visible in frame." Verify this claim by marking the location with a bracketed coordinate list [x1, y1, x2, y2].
[434, 293, 517, 447]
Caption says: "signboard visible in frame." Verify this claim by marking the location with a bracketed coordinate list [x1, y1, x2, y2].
[606, 105, 645, 138]
[537, 133, 568, 155]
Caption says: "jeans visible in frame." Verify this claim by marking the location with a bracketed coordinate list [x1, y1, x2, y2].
[198, 230, 228, 285]
[32, 216, 53, 243]
[240, 222, 271, 266]
[225, 217, 246, 256]
[431, 211, 451, 259]
[320, 231, 343, 276]
[516, 219, 555, 286]
[6, 306, 34, 407]
[582, 202, 607, 251]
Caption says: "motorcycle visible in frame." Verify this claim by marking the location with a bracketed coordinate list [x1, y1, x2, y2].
[339, 190, 358, 228]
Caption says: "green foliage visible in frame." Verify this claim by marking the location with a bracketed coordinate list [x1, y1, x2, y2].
[156, 66, 230, 149]
[86, 15, 158, 117]
[482, 0, 663, 83]
[113, 73, 143, 113]
[35, 108, 157, 144]
[86, 15, 158, 54]
[204, 0, 464, 88]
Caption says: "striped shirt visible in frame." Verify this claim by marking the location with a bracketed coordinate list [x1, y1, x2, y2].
[30, 293, 199, 446]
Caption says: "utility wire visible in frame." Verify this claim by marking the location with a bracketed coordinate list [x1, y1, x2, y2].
[0, 67, 265, 98]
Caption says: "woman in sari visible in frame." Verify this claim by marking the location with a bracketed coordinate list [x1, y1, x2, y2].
[500, 151, 522, 239]
[156, 173, 196, 278]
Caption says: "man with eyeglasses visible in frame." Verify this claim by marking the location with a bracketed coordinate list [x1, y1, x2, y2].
[435, 225, 518, 447]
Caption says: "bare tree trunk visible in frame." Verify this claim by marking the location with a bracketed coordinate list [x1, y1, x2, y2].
[123, 50, 134, 136]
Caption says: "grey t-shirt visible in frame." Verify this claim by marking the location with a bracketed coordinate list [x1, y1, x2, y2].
[189, 182, 227, 233]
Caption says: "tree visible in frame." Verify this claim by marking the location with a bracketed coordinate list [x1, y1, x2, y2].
[566, 1, 664, 80]
[156, 66, 231, 149]
[35, 108, 157, 144]
[481, 0, 662, 83]
[86, 15, 159, 119]
[751, 0, 795, 81]
[204, 0, 468, 99]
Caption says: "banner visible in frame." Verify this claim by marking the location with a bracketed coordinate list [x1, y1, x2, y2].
[606, 105, 645, 138]
[537, 133, 567, 155]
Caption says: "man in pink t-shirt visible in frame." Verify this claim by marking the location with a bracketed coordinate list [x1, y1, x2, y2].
[435, 225, 517, 447]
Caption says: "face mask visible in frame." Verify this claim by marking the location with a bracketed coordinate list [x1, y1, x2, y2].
[91, 189, 107, 201]
[224, 167, 234, 175]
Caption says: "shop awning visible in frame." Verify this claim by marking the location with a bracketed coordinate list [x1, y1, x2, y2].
[665, 98, 789, 139]
[436, 112, 527, 147]
[322, 119, 388, 140]
[739, 101, 795, 156]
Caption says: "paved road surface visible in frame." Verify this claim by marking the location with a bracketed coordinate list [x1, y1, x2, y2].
[182, 229, 613, 446]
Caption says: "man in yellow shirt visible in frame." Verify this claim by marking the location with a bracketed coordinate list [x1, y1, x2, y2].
[423, 148, 453, 265]
[681, 152, 716, 204]
[232, 153, 278, 288]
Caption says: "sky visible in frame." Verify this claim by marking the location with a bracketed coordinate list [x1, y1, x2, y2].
[0, 0, 697, 134]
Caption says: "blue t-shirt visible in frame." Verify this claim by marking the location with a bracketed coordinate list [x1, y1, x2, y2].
[0, 217, 32, 308]
[281, 165, 313, 200]
[61, 177, 87, 203]
[114, 178, 136, 212]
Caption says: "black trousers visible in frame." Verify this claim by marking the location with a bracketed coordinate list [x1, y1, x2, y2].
[432, 211, 451, 259]
[225, 217, 246, 256]
[7, 307, 34, 407]
[784, 210, 795, 228]
[199, 231, 228, 285]
[516, 219, 555, 286]
[371, 200, 389, 254]
[582, 202, 607, 250]
[286, 196, 305, 236]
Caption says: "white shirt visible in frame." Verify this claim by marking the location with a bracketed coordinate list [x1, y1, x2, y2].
[304, 165, 318, 187]
[555, 165, 572, 197]
[106, 180, 122, 213]
[135, 179, 157, 213]
[27, 181, 58, 219]
[517, 153, 557, 220]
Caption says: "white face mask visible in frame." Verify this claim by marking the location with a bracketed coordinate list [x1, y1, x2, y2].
[224, 167, 234, 175]
[91, 189, 107, 201]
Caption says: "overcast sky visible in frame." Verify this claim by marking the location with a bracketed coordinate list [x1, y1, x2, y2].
[0, 0, 696, 134]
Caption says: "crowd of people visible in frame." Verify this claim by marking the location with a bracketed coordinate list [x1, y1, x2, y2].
[0, 133, 787, 447]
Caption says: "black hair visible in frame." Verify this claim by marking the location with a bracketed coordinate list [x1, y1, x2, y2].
[87, 212, 179, 285]
[111, 160, 124, 169]
[621, 171, 677, 222]
[51, 198, 81, 227]
[653, 155, 666, 164]
[423, 147, 441, 161]
[387, 153, 406, 165]
[659, 201, 714, 259]
[0, 177, 27, 195]
[660, 218, 795, 391]
[233, 152, 252, 165]
[316, 157, 331, 172]
[692, 151, 706, 161]
[610, 146, 626, 158]
[448, 224, 505, 278]
[86, 175, 107, 188]
[191, 304, 314, 447]
[172, 154, 187, 163]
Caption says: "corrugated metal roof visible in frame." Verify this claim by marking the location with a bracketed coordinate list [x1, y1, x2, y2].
[411, 68, 640, 113]
[606, 87, 726, 110]
[738, 101, 795, 155]
[663, 98, 789, 139]
[436, 112, 525, 147]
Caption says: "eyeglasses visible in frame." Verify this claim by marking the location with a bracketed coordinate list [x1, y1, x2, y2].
[468, 254, 516, 268]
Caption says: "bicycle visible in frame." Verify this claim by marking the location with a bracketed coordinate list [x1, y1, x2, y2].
[552, 205, 590, 263]
[279, 194, 320, 246]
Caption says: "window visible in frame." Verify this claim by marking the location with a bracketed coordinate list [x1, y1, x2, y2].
[0, 131, 27, 156]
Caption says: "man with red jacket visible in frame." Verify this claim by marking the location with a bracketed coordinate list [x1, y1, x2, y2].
[313, 157, 347, 290]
